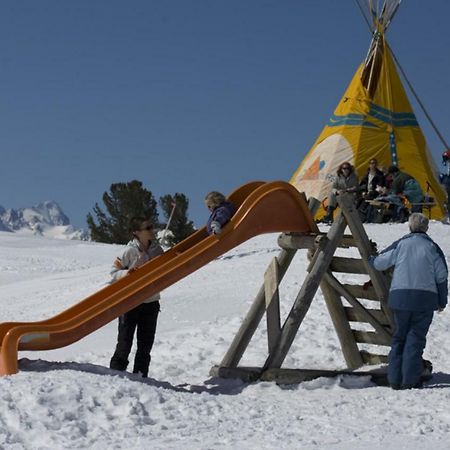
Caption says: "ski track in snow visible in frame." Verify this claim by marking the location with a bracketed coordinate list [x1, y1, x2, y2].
[1, 224, 450, 449]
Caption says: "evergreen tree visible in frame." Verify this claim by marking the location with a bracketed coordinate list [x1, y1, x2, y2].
[159, 193, 195, 245]
[87, 180, 159, 244]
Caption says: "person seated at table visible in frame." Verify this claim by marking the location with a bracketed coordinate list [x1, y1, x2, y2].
[367, 185, 410, 223]
[357, 158, 386, 221]
[388, 166, 424, 213]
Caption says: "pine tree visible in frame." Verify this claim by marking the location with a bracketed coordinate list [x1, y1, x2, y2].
[87, 180, 159, 244]
[159, 193, 195, 245]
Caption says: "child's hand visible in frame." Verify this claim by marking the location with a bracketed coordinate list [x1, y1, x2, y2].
[113, 258, 124, 270]
[210, 221, 222, 235]
[128, 266, 138, 274]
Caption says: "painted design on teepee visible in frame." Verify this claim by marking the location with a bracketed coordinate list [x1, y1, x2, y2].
[302, 157, 322, 180]
[293, 134, 354, 200]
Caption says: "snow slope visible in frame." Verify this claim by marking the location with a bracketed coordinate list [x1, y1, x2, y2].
[1, 223, 450, 449]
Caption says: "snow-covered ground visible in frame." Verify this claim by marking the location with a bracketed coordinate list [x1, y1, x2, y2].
[1, 222, 450, 449]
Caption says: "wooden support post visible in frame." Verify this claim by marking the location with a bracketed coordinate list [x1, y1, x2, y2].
[338, 195, 394, 325]
[212, 366, 388, 386]
[218, 248, 296, 368]
[329, 257, 369, 274]
[277, 233, 317, 250]
[337, 195, 393, 327]
[264, 258, 281, 354]
[278, 233, 359, 250]
[263, 211, 348, 369]
[320, 276, 364, 368]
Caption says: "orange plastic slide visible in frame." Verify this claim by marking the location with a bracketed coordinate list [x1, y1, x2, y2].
[0, 180, 318, 376]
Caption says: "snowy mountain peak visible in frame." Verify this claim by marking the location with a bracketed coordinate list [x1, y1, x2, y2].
[0, 201, 86, 239]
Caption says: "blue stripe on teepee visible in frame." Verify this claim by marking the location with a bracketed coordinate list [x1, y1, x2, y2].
[328, 114, 378, 128]
[326, 103, 418, 128]
[369, 103, 419, 126]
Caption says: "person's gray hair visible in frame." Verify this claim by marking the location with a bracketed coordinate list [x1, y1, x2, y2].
[408, 212, 429, 233]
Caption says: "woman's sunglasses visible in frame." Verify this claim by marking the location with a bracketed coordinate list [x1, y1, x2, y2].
[140, 225, 153, 231]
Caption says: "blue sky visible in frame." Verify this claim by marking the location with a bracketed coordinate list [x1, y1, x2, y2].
[1, 1, 449, 229]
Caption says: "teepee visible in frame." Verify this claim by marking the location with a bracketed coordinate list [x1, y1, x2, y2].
[290, 0, 446, 219]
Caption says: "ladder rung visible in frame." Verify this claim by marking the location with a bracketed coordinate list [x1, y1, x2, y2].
[330, 257, 368, 274]
[341, 284, 380, 301]
[360, 350, 388, 365]
[353, 330, 390, 346]
[344, 307, 389, 325]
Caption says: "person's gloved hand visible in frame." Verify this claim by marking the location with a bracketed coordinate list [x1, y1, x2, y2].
[210, 221, 222, 235]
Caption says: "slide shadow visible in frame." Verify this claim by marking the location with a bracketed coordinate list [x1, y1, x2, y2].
[18, 358, 249, 395]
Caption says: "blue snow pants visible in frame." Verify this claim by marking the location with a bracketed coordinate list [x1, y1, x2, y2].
[388, 309, 434, 387]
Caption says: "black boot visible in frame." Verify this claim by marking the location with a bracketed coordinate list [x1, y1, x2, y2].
[322, 206, 335, 224]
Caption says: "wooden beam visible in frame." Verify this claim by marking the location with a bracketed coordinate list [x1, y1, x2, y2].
[264, 258, 281, 354]
[323, 272, 392, 341]
[341, 284, 379, 301]
[211, 366, 389, 386]
[277, 233, 317, 250]
[218, 248, 297, 368]
[344, 307, 390, 326]
[337, 194, 393, 326]
[360, 350, 388, 365]
[320, 277, 364, 369]
[209, 365, 262, 382]
[330, 257, 369, 274]
[278, 233, 359, 250]
[261, 367, 388, 386]
[263, 211, 348, 369]
[353, 330, 390, 346]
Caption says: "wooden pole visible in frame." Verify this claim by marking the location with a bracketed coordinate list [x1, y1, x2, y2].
[337, 194, 393, 327]
[263, 211, 347, 369]
[218, 248, 296, 368]
[264, 258, 281, 354]
[320, 276, 364, 368]
[323, 272, 392, 344]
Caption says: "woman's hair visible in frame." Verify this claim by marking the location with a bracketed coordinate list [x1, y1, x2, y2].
[337, 162, 354, 176]
[129, 216, 152, 234]
[409, 213, 429, 233]
[205, 191, 226, 208]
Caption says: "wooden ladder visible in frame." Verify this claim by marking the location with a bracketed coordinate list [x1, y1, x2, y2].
[210, 194, 393, 385]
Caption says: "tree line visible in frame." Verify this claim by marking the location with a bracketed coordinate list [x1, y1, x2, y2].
[87, 180, 195, 246]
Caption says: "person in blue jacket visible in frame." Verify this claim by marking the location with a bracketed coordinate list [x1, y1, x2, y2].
[205, 191, 236, 235]
[370, 213, 448, 389]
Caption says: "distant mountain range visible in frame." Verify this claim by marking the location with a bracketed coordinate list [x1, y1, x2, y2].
[0, 201, 87, 240]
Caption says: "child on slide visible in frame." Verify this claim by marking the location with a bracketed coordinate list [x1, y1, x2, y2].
[205, 191, 236, 235]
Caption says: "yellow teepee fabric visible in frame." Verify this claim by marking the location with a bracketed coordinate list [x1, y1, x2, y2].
[290, 34, 446, 219]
